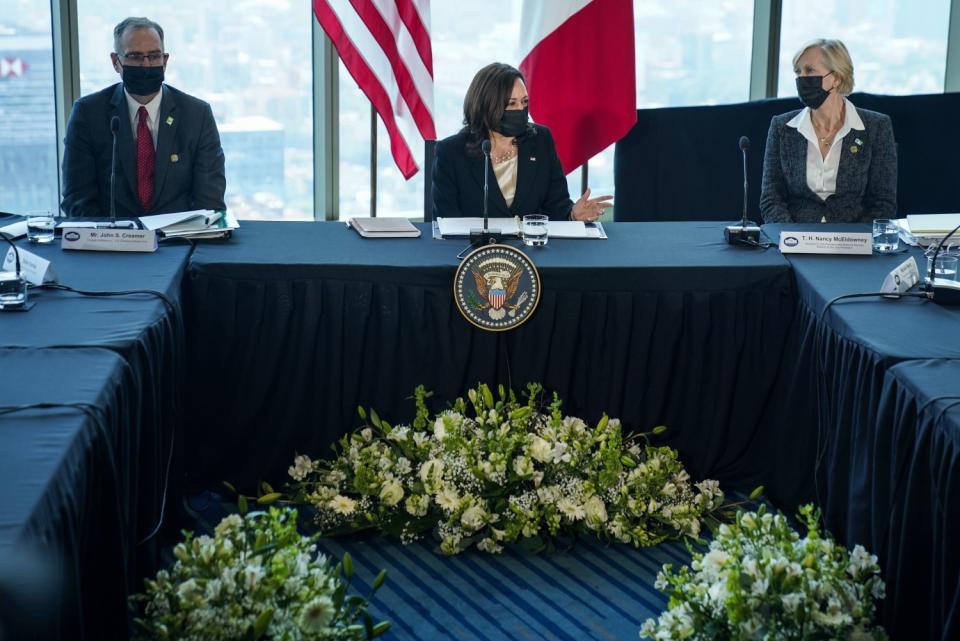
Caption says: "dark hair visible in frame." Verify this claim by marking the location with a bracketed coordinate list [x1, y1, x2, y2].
[113, 17, 165, 53]
[462, 62, 535, 156]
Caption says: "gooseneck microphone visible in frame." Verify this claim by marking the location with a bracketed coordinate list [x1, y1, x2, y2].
[739, 136, 750, 225]
[924, 222, 960, 305]
[109, 115, 120, 224]
[725, 135, 761, 245]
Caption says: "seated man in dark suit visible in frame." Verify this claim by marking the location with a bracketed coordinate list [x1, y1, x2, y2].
[433, 62, 610, 222]
[61, 17, 226, 218]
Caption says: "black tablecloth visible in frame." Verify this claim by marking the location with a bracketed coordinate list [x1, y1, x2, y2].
[184, 221, 795, 490]
[760, 224, 960, 641]
[0, 348, 134, 641]
[870, 360, 960, 640]
[0, 241, 191, 640]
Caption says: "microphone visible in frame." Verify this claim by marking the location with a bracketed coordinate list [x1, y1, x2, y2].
[725, 135, 761, 245]
[0, 231, 28, 310]
[481, 139, 491, 231]
[469, 138, 502, 245]
[924, 222, 960, 305]
[109, 115, 120, 224]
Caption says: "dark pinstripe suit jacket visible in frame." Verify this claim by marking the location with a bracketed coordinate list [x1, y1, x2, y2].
[759, 105, 897, 223]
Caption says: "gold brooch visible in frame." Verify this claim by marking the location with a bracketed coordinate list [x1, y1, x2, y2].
[170, 154, 179, 163]
[850, 145, 859, 154]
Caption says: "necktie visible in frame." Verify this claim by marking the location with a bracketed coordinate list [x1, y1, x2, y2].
[136, 106, 155, 211]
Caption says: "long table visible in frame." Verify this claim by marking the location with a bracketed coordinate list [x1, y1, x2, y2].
[0, 242, 191, 640]
[761, 223, 960, 641]
[3, 221, 959, 640]
[182, 221, 796, 491]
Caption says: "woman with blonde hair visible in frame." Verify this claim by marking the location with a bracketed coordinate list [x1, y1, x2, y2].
[760, 39, 897, 223]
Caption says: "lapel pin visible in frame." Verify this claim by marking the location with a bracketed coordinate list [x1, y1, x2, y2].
[166, 116, 174, 126]
[170, 154, 179, 163]
[530, 157, 536, 162]
[850, 145, 859, 154]
[854, 137, 863, 146]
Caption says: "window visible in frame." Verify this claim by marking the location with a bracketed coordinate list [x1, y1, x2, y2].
[0, 1, 58, 214]
[338, 0, 522, 220]
[778, 1, 951, 96]
[571, 0, 755, 211]
[77, 1, 314, 220]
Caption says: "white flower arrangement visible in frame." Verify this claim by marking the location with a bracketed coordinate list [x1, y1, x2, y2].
[641, 504, 888, 641]
[285, 384, 725, 555]
[130, 507, 390, 640]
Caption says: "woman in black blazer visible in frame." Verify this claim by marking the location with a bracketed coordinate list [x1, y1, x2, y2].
[432, 63, 611, 221]
[760, 39, 897, 223]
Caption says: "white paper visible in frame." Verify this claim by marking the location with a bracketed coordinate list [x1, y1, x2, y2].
[139, 210, 221, 231]
[0, 220, 27, 239]
[436, 217, 602, 239]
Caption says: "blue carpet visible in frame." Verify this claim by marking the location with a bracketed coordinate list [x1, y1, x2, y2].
[179, 493, 699, 640]
[315, 535, 693, 641]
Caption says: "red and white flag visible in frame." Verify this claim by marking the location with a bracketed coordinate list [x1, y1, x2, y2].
[313, 0, 436, 179]
[519, 0, 636, 174]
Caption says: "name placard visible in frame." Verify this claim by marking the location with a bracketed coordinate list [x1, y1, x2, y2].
[61, 227, 157, 253]
[3, 246, 58, 285]
[778, 231, 872, 255]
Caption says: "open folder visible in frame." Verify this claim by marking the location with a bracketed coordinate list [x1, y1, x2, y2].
[435, 217, 606, 239]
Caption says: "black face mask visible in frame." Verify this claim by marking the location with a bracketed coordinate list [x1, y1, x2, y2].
[121, 64, 164, 96]
[497, 107, 529, 137]
[796, 72, 833, 110]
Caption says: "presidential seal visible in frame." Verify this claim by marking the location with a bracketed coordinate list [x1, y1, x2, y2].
[454, 243, 540, 332]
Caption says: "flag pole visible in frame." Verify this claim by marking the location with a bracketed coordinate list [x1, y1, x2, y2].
[370, 104, 378, 217]
[580, 161, 588, 196]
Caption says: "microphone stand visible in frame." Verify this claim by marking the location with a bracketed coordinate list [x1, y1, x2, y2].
[469, 138, 502, 248]
[0, 232, 28, 310]
[924, 222, 960, 305]
[725, 136, 761, 245]
[110, 115, 119, 225]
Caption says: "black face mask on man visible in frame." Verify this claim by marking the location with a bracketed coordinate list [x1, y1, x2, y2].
[497, 107, 529, 137]
[795, 72, 833, 110]
[121, 64, 165, 96]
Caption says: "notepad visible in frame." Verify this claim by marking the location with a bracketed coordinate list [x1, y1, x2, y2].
[905, 213, 960, 235]
[348, 217, 421, 238]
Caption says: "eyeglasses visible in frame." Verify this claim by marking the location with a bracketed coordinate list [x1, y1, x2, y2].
[119, 52, 165, 64]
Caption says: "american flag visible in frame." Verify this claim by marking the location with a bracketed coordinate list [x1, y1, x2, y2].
[313, 0, 436, 179]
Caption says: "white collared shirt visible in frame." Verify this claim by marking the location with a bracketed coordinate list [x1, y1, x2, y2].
[787, 97, 864, 202]
[124, 86, 163, 148]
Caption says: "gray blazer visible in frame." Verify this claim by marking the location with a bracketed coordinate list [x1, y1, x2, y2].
[759, 106, 897, 223]
[61, 83, 226, 218]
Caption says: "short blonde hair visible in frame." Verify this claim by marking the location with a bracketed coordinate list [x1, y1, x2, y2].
[792, 39, 855, 95]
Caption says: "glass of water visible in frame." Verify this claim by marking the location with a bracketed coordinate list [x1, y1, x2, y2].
[928, 254, 958, 281]
[521, 214, 548, 247]
[872, 219, 899, 253]
[26, 211, 56, 244]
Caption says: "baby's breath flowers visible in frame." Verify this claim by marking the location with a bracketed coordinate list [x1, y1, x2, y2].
[641, 504, 888, 641]
[287, 384, 724, 555]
